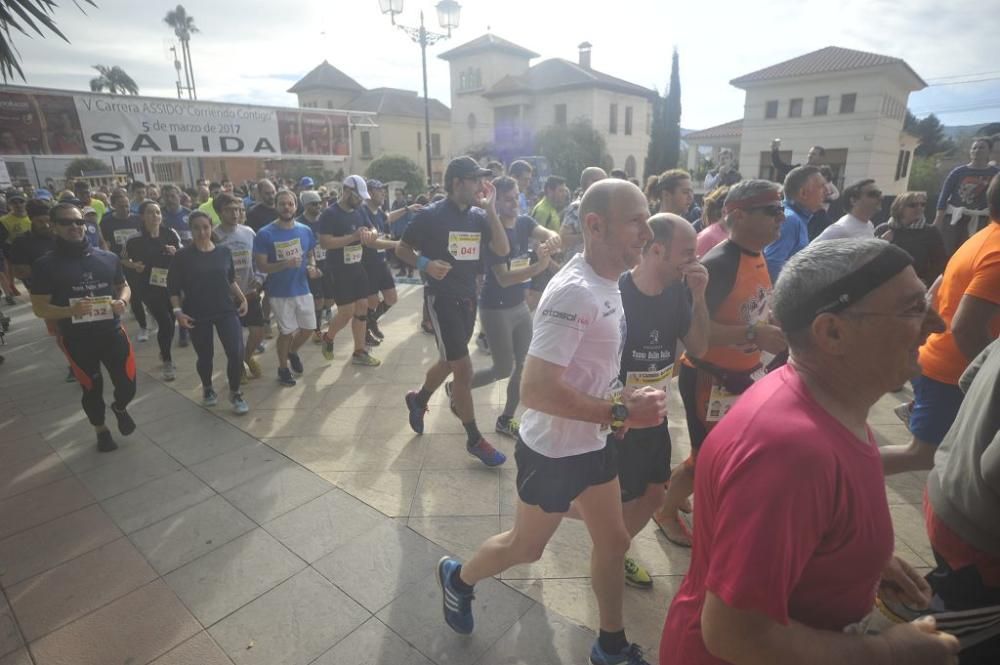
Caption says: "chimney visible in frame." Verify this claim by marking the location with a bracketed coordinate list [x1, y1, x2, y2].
[578, 41, 592, 69]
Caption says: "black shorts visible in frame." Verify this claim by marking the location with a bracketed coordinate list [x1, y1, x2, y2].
[365, 260, 396, 295]
[330, 266, 370, 307]
[241, 291, 265, 328]
[309, 272, 336, 302]
[515, 437, 618, 514]
[427, 293, 476, 362]
[611, 421, 671, 503]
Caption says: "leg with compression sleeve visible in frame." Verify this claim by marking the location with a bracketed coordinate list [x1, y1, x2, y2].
[189, 320, 215, 388]
[216, 313, 245, 394]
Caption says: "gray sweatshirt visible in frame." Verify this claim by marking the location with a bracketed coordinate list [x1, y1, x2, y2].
[927, 338, 1000, 557]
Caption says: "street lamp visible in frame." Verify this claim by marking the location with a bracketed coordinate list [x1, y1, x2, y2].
[378, 0, 461, 187]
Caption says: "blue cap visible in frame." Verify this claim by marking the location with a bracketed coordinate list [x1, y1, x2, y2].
[34, 188, 53, 201]
[298, 176, 315, 188]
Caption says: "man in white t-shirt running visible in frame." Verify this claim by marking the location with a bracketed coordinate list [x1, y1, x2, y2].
[436, 179, 667, 665]
[814, 179, 881, 242]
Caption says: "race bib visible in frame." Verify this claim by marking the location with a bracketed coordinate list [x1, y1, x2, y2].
[448, 231, 481, 261]
[706, 383, 739, 422]
[231, 249, 251, 272]
[344, 244, 362, 264]
[113, 228, 139, 247]
[179, 230, 193, 242]
[625, 364, 673, 397]
[70, 296, 113, 323]
[509, 256, 531, 283]
[274, 238, 302, 262]
[149, 267, 169, 288]
[313, 246, 327, 262]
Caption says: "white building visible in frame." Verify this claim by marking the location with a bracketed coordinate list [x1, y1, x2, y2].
[686, 46, 925, 195]
[439, 34, 657, 178]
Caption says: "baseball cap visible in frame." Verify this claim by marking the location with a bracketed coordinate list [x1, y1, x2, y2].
[5, 189, 25, 202]
[300, 190, 322, 205]
[366, 179, 385, 190]
[34, 189, 54, 201]
[82, 206, 98, 216]
[298, 176, 315, 188]
[445, 156, 492, 184]
[342, 175, 370, 201]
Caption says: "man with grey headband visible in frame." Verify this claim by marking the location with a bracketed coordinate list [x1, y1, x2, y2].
[661, 239, 958, 665]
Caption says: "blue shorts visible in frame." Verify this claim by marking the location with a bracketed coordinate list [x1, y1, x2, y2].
[909, 374, 965, 446]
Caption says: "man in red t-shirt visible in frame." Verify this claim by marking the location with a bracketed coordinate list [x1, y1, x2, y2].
[661, 238, 958, 665]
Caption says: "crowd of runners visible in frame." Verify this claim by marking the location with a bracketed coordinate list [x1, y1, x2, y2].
[0, 134, 998, 664]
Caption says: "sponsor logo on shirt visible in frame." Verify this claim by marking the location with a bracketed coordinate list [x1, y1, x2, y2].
[542, 308, 589, 326]
[601, 300, 617, 318]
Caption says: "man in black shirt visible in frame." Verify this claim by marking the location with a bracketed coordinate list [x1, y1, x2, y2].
[398, 156, 511, 466]
[30, 204, 137, 452]
[10, 199, 56, 289]
[246, 179, 278, 232]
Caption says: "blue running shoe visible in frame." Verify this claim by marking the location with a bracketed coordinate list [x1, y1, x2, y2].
[467, 438, 506, 467]
[405, 390, 427, 434]
[590, 641, 650, 665]
[437, 556, 474, 634]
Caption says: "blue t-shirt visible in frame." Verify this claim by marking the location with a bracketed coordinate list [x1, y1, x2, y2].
[480, 215, 537, 309]
[764, 199, 811, 281]
[162, 206, 192, 245]
[252, 221, 316, 298]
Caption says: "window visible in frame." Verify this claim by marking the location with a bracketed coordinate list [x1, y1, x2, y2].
[360, 131, 372, 158]
[895, 149, 912, 180]
[609, 104, 618, 134]
[765, 100, 778, 119]
[625, 106, 633, 135]
[431, 133, 441, 157]
[417, 132, 422, 151]
[814, 95, 829, 116]
[555, 104, 567, 126]
[789, 98, 803, 118]
[840, 93, 856, 114]
[459, 72, 467, 90]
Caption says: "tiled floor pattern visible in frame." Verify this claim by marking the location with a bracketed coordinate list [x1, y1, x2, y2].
[0, 285, 931, 664]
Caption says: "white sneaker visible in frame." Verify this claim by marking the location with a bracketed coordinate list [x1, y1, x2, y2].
[137, 328, 149, 342]
[230, 392, 249, 415]
[162, 360, 176, 382]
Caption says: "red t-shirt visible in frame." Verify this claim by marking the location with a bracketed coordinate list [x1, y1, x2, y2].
[661, 365, 895, 665]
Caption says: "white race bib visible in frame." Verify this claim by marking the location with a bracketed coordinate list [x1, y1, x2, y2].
[70, 296, 114, 323]
[274, 238, 303, 262]
[448, 231, 481, 261]
[344, 244, 362, 264]
[149, 266, 169, 288]
[113, 228, 139, 247]
[232, 249, 251, 272]
[313, 246, 327, 262]
[625, 363, 673, 397]
[509, 256, 531, 284]
[706, 383, 739, 422]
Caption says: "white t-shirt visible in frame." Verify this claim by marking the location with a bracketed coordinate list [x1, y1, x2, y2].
[814, 213, 875, 242]
[215, 224, 259, 293]
[519, 254, 625, 458]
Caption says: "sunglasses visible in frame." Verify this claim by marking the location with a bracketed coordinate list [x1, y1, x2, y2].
[864, 190, 883, 199]
[55, 218, 87, 227]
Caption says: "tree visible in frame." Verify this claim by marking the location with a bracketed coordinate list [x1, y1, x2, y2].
[89, 65, 139, 95]
[164, 4, 198, 99]
[907, 111, 955, 157]
[645, 48, 682, 177]
[64, 157, 109, 180]
[366, 154, 425, 194]
[535, 119, 607, 190]
[0, 0, 96, 82]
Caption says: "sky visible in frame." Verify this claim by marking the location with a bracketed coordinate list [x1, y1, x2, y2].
[14, 0, 1000, 131]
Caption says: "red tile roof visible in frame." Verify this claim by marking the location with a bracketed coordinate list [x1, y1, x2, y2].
[438, 34, 539, 61]
[730, 46, 926, 87]
[685, 119, 743, 141]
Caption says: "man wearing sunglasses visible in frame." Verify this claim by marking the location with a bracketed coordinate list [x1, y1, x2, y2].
[814, 179, 882, 241]
[29, 203, 137, 453]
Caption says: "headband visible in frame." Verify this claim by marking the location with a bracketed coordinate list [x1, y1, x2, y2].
[779, 247, 913, 332]
[723, 190, 781, 215]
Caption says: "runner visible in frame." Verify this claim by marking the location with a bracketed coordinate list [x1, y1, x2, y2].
[399, 156, 510, 466]
[29, 203, 137, 453]
[470, 175, 560, 438]
[317, 176, 381, 367]
[159, 184, 192, 348]
[246, 179, 278, 232]
[80, 207, 107, 251]
[656, 180, 789, 547]
[214, 193, 266, 381]
[127, 181, 147, 215]
[360, 179, 408, 347]
[253, 189, 321, 386]
[933, 137, 999, 253]
[101, 189, 148, 341]
[125, 201, 182, 381]
[73, 180, 106, 221]
[560, 167, 607, 261]
[1, 189, 29, 300]
[9, 199, 57, 289]
[435, 179, 665, 665]
[614, 213, 709, 589]
[168, 211, 250, 414]
[295, 190, 334, 343]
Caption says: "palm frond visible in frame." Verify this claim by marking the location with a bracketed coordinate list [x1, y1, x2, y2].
[0, 0, 97, 81]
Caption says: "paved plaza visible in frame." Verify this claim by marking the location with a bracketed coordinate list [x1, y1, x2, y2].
[0, 283, 933, 665]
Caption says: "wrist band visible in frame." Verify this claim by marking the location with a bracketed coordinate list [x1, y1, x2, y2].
[173, 308, 183, 315]
[416, 256, 430, 271]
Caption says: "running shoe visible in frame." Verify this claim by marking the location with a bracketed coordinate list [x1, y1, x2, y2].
[255, 342, 266, 355]
[3, 295, 14, 306]
[162, 360, 176, 382]
[421, 321, 435, 335]
[230, 392, 249, 415]
[312, 330, 323, 344]
[368, 318, 385, 341]
[246, 356, 262, 379]
[405, 390, 427, 434]
[287, 352, 304, 375]
[277, 368, 296, 387]
[202, 387, 218, 407]
[322, 334, 334, 361]
[624, 557, 653, 589]
[475, 332, 490, 355]
[96, 429, 118, 453]
[467, 438, 506, 467]
[894, 401, 913, 428]
[65, 366, 76, 383]
[137, 328, 149, 342]
[365, 329, 382, 347]
[653, 511, 693, 548]
[352, 350, 381, 367]
[111, 404, 136, 435]
[590, 641, 650, 665]
[495, 416, 519, 438]
[436, 556, 475, 635]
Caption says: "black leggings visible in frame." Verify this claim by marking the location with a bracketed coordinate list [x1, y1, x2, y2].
[189, 312, 244, 394]
[59, 326, 137, 427]
[142, 287, 174, 362]
[124, 270, 147, 329]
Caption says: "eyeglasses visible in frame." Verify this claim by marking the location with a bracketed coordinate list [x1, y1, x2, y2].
[864, 190, 883, 199]
[749, 205, 785, 218]
[54, 218, 87, 227]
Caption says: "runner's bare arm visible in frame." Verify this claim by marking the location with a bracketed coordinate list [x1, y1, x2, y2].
[521, 354, 617, 426]
[254, 252, 295, 274]
[31, 294, 82, 320]
[395, 241, 419, 267]
[951, 294, 1000, 362]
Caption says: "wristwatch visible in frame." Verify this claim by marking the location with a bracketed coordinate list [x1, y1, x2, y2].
[610, 398, 629, 431]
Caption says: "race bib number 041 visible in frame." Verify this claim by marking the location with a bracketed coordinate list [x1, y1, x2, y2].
[448, 232, 481, 261]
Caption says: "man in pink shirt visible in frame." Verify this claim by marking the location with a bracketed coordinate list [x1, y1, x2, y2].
[661, 238, 960, 665]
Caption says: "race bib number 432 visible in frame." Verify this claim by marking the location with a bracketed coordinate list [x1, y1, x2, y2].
[448, 232, 481, 261]
[70, 296, 113, 323]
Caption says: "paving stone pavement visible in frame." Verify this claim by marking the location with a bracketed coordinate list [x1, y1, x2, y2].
[0, 285, 931, 664]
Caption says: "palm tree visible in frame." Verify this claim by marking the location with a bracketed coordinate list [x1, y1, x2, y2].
[89, 65, 139, 95]
[163, 4, 198, 99]
[0, 0, 97, 81]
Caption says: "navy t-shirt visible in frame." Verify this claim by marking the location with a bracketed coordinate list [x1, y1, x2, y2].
[167, 245, 237, 321]
[100, 214, 141, 256]
[401, 198, 502, 299]
[360, 205, 389, 265]
[617, 271, 692, 385]
[317, 203, 370, 274]
[125, 229, 182, 291]
[162, 207, 192, 245]
[30, 243, 126, 337]
[937, 165, 1000, 211]
[480, 215, 537, 309]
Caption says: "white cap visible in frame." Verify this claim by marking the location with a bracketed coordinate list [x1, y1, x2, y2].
[342, 175, 371, 201]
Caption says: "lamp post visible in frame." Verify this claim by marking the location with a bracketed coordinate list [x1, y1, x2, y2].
[378, 0, 461, 187]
